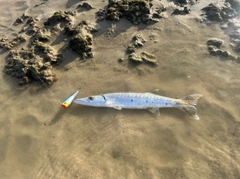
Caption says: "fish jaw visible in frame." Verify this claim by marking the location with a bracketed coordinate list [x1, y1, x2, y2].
[73, 95, 107, 107]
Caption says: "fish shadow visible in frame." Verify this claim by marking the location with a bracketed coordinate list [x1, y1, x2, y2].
[48, 105, 82, 126]
[48, 108, 66, 126]
[48, 105, 110, 125]
[48, 104, 192, 126]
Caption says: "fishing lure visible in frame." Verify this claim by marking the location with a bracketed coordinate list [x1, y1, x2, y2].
[62, 90, 80, 109]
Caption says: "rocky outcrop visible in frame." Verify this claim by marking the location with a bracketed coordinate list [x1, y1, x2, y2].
[96, 0, 165, 24]
[123, 33, 157, 65]
[1, 11, 97, 86]
[172, 0, 198, 6]
[207, 38, 234, 59]
[44, 11, 76, 26]
[207, 38, 224, 48]
[202, 2, 236, 21]
[77, 2, 94, 11]
[5, 50, 57, 85]
[66, 21, 96, 58]
[226, 0, 240, 10]
[0, 35, 27, 50]
[172, 7, 190, 15]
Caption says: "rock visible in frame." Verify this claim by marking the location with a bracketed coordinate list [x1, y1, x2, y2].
[77, 2, 94, 11]
[141, 51, 157, 65]
[127, 51, 158, 65]
[33, 41, 62, 65]
[223, 19, 240, 53]
[64, 21, 96, 59]
[207, 38, 224, 48]
[132, 33, 146, 48]
[128, 53, 143, 63]
[25, 17, 39, 34]
[216, 49, 231, 58]
[69, 29, 93, 58]
[14, 18, 24, 25]
[173, 0, 187, 6]
[0, 34, 27, 50]
[126, 45, 136, 53]
[34, 1, 47, 7]
[172, 0, 198, 6]
[33, 28, 51, 42]
[106, 7, 122, 21]
[220, 24, 228, 29]
[96, 9, 106, 21]
[5, 49, 57, 85]
[172, 6, 190, 15]
[202, 2, 236, 21]
[96, 0, 163, 24]
[2, 10, 97, 86]
[14, 13, 30, 26]
[229, 31, 240, 39]
[64, 20, 97, 36]
[226, 0, 240, 10]
[26, 17, 38, 25]
[44, 11, 76, 26]
[126, 34, 146, 54]
[124, 34, 156, 66]
[118, 58, 125, 62]
[208, 45, 231, 58]
[152, 12, 163, 19]
[229, 40, 240, 52]
[206, 38, 232, 59]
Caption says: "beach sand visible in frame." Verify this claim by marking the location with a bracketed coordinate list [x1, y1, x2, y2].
[0, 0, 240, 178]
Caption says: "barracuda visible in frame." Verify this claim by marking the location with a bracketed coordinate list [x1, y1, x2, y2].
[73, 93, 202, 120]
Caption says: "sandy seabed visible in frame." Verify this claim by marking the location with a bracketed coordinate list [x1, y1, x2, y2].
[0, 0, 240, 179]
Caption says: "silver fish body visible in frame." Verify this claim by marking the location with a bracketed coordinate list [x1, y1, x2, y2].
[73, 92, 202, 120]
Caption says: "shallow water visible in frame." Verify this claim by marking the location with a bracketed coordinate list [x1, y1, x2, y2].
[0, 0, 240, 179]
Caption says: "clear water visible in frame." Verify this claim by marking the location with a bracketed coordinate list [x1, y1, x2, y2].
[0, 0, 240, 178]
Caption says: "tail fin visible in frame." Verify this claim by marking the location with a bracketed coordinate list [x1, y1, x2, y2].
[178, 94, 202, 120]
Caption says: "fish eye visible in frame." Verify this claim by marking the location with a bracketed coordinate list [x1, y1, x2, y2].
[88, 96, 94, 100]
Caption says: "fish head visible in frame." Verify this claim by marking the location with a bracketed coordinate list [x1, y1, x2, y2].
[73, 95, 107, 106]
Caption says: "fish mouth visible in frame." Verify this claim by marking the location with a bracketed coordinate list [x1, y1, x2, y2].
[74, 98, 91, 104]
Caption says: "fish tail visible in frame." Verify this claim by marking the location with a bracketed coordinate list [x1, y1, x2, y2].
[178, 94, 202, 120]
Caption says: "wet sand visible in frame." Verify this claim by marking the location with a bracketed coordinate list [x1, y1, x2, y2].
[0, 0, 240, 178]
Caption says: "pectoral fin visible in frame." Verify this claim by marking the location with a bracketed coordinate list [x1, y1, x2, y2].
[113, 106, 122, 110]
[147, 108, 160, 116]
[149, 89, 160, 94]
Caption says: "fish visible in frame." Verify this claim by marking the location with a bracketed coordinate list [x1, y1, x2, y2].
[73, 92, 202, 120]
[62, 90, 80, 109]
